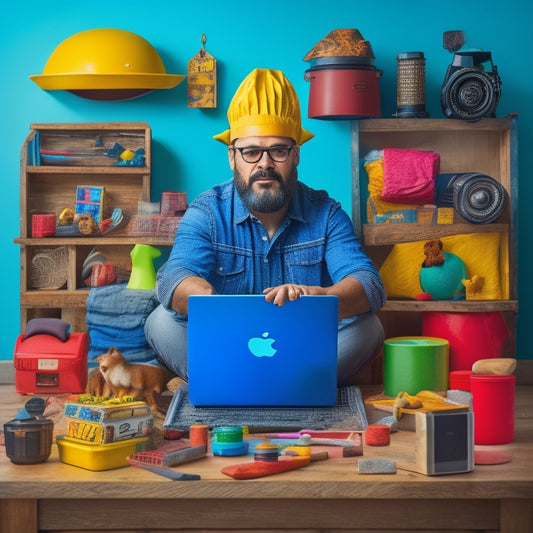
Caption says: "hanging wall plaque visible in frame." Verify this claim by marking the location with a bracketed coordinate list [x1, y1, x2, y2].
[187, 34, 217, 108]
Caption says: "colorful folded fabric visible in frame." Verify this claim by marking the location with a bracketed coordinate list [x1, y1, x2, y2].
[381, 148, 440, 204]
[367, 197, 418, 224]
[364, 158, 419, 220]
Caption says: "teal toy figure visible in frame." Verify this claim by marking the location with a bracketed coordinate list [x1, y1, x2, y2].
[419, 239, 466, 300]
[127, 244, 161, 290]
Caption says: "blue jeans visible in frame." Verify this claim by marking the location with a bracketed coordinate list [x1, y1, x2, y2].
[144, 304, 384, 387]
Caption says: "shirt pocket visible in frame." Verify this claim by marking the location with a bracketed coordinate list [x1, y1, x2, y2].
[284, 241, 326, 286]
[213, 250, 247, 294]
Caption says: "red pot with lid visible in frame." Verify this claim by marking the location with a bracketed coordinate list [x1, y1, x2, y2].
[303, 29, 383, 120]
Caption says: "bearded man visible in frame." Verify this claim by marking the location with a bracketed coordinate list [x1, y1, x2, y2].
[145, 68, 386, 386]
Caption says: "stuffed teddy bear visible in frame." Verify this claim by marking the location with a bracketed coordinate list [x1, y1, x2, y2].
[422, 239, 445, 267]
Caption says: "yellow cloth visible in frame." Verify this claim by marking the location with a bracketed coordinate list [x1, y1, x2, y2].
[367, 390, 469, 415]
[365, 158, 419, 218]
[379, 233, 506, 300]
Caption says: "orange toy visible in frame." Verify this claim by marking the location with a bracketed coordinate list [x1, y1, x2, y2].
[221, 456, 311, 480]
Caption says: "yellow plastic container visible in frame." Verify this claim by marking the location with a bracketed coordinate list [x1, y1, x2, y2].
[56, 435, 150, 471]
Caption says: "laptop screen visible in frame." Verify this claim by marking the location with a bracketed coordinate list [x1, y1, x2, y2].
[187, 295, 339, 407]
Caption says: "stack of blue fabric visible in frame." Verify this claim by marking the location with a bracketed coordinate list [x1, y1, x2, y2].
[85, 282, 158, 365]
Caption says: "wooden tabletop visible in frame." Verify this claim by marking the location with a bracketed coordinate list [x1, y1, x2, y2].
[1, 431, 532, 500]
[1, 385, 532, 501]
[1, 385, 532, 532]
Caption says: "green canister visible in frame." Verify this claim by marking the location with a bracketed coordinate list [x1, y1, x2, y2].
[384, 337, 449, 396]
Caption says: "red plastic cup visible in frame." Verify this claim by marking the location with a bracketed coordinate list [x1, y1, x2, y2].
[470, 374, 515, 445]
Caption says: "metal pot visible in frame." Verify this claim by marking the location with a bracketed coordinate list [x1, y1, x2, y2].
[305, 60, 382, 119]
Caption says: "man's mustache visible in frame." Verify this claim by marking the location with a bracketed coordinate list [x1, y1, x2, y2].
[250, 169, 282, 183]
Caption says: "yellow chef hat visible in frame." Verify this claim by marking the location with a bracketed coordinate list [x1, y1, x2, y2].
[214, 68, 314, 145]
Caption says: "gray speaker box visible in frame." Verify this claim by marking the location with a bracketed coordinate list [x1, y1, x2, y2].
[401, 408, 474, 476]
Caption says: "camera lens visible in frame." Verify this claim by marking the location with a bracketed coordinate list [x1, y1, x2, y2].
[441, 66, 501, 121]
[449, 173, 507, 224]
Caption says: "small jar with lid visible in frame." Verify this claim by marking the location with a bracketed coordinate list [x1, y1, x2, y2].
[4, 397, 54, 464]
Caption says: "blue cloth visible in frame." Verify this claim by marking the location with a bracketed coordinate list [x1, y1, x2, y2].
[156, 179, 386, 313]
[86, 283, 159, 364]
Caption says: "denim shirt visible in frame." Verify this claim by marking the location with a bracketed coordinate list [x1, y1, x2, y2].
[156, 179, 386, 315]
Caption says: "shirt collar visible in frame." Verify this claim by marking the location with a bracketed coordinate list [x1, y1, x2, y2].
[233, 182, 307, 225]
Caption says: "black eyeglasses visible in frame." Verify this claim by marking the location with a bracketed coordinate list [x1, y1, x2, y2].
[232, 144, 295, 163]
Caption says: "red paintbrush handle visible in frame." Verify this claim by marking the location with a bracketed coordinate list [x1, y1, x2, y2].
[221, 457, 311, 480]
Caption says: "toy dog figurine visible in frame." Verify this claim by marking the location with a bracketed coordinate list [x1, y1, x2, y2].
[86, 347, 174, 409]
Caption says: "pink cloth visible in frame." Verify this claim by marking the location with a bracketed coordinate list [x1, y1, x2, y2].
[381, 148, 440, 204]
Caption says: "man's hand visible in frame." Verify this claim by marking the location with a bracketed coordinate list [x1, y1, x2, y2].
[263, 284, 319, 306]
[263, 277, 371, 319]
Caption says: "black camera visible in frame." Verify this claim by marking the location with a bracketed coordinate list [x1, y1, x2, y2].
[441, 51, 501, 121]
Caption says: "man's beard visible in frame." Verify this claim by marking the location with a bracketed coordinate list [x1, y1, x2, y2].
[234, 166, 298, 213]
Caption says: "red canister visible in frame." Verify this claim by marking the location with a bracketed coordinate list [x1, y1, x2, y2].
[470, 374, 515, 445]
[449, 370, 473, 391]
[305, 64, 382, 119]
[422, 311, 509, 371]
[32, 214, 56, 237]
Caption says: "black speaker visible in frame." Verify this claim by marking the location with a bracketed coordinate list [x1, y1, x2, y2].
[411, 409, 474, 475]
[441, 51, 501, 121]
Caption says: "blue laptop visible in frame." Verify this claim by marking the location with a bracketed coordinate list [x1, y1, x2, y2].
[187, 295, 339, 407]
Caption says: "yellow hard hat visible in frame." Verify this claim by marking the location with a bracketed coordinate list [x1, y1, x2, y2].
[214, 68, 314, 145]
[30, 28, 185, 91]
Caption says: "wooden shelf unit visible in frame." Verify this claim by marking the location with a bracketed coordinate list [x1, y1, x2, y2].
[350, 116, 518, 352]
[16, 122, 171, 332]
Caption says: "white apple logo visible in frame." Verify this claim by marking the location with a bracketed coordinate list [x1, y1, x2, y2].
[248, 332, 277, 358]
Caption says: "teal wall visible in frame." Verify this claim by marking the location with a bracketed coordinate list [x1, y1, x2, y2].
[2, 0, 531, 361]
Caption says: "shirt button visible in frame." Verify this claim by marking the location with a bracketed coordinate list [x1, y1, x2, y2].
[262, 236, 268, 241]
[263, 258, 269, 263]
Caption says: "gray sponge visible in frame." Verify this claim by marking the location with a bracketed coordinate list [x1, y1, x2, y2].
[358, 459, 397, 474]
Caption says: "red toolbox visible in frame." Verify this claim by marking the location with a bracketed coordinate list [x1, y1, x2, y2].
[14, 327, 88, 394]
